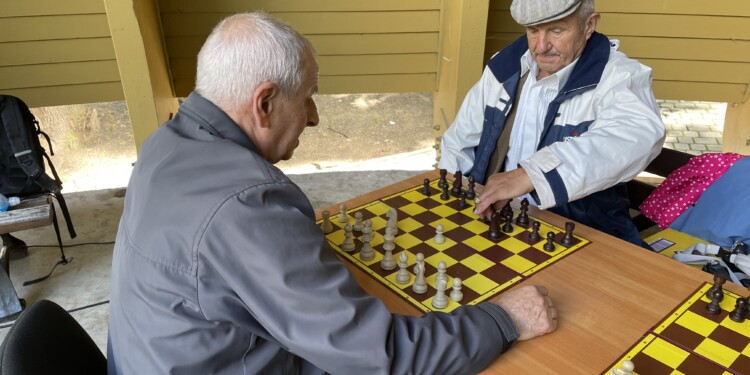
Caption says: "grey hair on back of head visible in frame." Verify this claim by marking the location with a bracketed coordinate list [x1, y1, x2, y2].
[195, 12, 315, 114]
[576, 0, 595, 28]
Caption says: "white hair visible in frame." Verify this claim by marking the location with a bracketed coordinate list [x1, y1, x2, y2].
[195, 12, 314, 114]
[576, 0, 595, 28]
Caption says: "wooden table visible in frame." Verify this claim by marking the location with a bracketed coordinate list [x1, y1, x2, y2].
[317, 171, 741, 374]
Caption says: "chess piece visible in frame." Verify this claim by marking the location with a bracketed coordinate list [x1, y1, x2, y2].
[502, 210, 514, 233]
[561, 222, 575, 247]
[362, 219, 374, 243]
[434, 224, 445, 244]
[451, 170, 462, 197]
[380, 250, 395, 270]
[436, 261, 447, 285]
[440, 183, 450, 200]
[500, 200, 513, 218]
[412, 263, 428, 294]
[543, 231, 555, 252]
[706, 289, 722, 315]
[457, 190, 468, 210]
[529, 221, 541, 241]
[611, 360, 634, 375]
[706, 274, 726, 301]
[515, 198, 529, 226]
[488, 211, 502, 240]
[386, 208, 398, 236]
[438, 169, 448, 189]
[341, 224, 355, 252]
[338, 204, 348, 223]
[396, 252, 411, 284]
[466, 176, 476, 200]
[730, 297, 746, 322]
[421, 178, 432, 196]
[320, 210, 333, 234]
[352, 211, 364, 232]
[450, 277, 463, 302]
[359, 231, 374, 261]
[432, 279, 448, 309]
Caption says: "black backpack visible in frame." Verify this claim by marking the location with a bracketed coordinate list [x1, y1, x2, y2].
[0, 95, 76, 247]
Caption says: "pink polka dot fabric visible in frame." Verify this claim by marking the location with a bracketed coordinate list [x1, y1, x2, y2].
[639, 152, 745, 229]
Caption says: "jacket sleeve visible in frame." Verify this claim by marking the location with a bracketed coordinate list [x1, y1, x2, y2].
[196, 180, 518, 375]
[519, 58, 665, 209]
[439, 67, 499, 174]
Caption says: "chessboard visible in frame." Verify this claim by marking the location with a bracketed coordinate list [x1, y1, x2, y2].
[317, 177, 590, 314]
[603, 282, 750, 374]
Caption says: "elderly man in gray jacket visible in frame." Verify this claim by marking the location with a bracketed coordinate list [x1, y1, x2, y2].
[107, 11, 557, 375]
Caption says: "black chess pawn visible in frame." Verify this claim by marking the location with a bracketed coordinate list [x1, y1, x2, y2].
[502, 210, 514, 233]
[561, 222, 575, 247]
[451, 170, 463, 197]
[706, 289, 722, 315]
[706, 274, 726, 302]
[457, 191, 468, 209]
[745, 297, 750, 320]
[529, 221, 541, 241]
[488, 212, 501, 240]
[421, 178, 432, 196]
[730, 298, 747, 322]
[440, 183, 450, 201]
[466, 176, 476, 200]
[543, 232, 555, 252]
[515, 198, 529, 226]
[438, 169, 448, 189]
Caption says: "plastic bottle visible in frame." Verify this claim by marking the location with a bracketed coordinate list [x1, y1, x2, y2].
[0, 193, 20, 213]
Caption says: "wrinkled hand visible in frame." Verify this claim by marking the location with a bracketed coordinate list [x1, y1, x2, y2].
[473, 168, 534, 221]
[493, 285, 557, 341]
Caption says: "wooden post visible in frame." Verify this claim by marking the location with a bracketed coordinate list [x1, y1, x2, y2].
[433, 0, 490, 166]
[723, 96, 750, 155]
[104, 0, 178, 152]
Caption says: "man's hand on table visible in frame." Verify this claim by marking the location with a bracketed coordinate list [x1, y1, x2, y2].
[473, 168, 534, 221]
[493, 285, 558, 341]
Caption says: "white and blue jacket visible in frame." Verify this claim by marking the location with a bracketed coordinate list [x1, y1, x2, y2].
[439, 33, 665, 245]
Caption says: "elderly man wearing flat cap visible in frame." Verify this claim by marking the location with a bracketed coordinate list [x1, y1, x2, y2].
[439, 0, 665, 247]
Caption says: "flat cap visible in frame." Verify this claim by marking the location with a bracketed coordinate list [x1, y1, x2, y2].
[510, 0, 582, 26]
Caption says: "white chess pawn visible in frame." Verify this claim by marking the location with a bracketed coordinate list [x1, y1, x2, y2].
[449, 277, 463, 302]
[412, 263, 427, 294]
[352, 211, 364, 232]
[320, 210, 333, 234]
[361, 219, 373, 243]
[338, 204, 348, 223]
[434, 223, 445, 244]
[435, 261, 447, 285]
[341, 224, 355, 252]
[396, 253, 411, 284]
[611, 360, 634, 375]
[432, 279, 448, 309]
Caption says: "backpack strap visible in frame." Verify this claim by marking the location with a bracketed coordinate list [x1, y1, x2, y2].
[35, 174, 77, 239]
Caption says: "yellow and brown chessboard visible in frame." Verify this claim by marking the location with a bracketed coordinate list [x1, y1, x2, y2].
[604, 283, 750, 374]
[317, 178, 590, 314]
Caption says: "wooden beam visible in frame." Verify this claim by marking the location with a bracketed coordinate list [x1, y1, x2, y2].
[434, 0, 490, 165]
[724, 91, 750, 155]
[104, 0, 178, 152]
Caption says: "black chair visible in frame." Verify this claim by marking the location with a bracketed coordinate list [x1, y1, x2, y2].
[0, 299, 106, 374]
[628, 147, 694, 232]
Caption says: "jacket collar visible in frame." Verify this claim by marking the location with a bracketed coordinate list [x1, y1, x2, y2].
[488, 31, 610, 93]
[180, 91, 258, 153]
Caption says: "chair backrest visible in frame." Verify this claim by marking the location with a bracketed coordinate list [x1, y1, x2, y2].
[628, 147, 693, 231]
[0, 299, 106, 375]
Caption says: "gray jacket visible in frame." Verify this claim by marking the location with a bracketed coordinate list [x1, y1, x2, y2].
[107, 92, 519, 375]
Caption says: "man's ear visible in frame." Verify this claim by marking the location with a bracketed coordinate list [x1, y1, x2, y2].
[585, 13, 600, 40]
[251, 82, 279, 128]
